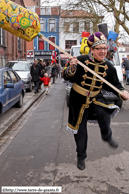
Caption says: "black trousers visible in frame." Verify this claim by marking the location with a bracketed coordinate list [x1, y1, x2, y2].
[52, 76, 55, 83]
[34, 81, 39, 92]
[74, 103, 112, 160]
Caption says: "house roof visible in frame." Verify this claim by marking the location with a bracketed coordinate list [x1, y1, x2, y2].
[61, 10, 103, 18]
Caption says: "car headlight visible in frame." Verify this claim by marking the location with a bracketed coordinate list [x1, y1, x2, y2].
[22, 78, 29, 82]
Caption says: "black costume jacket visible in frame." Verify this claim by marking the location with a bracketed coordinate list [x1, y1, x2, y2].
[63, 54, 124, 133]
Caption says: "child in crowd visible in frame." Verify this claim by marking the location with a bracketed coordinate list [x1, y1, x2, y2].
[40, 73, 51, 95]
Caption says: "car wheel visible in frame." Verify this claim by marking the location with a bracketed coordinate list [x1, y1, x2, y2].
[16, 93, 23, 108]
[114, 99, 123, 109]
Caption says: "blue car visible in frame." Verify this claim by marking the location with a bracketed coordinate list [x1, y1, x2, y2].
[0, 67, 25, 115]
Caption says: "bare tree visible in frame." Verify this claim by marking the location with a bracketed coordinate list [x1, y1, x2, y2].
[64, 0, 129, 40]
[41, 0, 129, 42]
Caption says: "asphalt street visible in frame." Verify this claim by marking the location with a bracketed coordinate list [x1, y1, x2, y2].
[0, 78, 129, 194]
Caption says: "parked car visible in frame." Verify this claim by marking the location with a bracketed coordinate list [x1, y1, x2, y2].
[6, 60, 33, 92]
[0, 67, 25, 115]
[66, 45, 123, 108]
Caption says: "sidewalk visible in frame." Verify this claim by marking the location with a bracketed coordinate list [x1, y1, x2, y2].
[0, 84, 46, 137]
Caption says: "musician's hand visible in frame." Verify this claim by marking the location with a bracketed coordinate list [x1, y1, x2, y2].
[121, 90, 129, 100]
[69, 57, 78, 72]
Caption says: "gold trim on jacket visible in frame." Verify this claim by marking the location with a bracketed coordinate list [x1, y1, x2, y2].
[73, 83, 100, 97]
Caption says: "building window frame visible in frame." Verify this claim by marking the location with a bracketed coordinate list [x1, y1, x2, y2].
[41, 7, 51, 15]
[73, 22, 79, 33]
[65, 40, 77, 49]
[48, 19, 56, 32]
[64, 22, 70, 33]
[18, 37, 21, 51]
[40, 19, 45, 32]
[0, 28, 5, 46]
[84, 21, 90, 31]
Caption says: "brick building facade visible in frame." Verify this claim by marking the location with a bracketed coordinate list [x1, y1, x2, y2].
[0, 0, 27, 67]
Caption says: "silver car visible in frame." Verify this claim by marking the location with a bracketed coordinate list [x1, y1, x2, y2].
[6, 60, 33, 92]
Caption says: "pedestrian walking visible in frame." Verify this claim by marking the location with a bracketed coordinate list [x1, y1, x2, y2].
[51, 63, 58, 83]
[40, 73, 51, 95]
[123, 60, 129, 84]
[30, 60, 41, 93]
[37, 58, 44, 89]
[63, 31, 129, 170]
[57, 64, 61, 78]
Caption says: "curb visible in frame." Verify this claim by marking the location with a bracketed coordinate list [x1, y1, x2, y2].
[0, 89, 45, 138]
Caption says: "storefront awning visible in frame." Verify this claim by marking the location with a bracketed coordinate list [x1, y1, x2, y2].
[60, 54, 69, 59]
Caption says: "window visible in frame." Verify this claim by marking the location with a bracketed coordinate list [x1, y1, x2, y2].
[46, 7, 51, 15]
[49, 37, 55, 50]
[41, 8, 45, 15]
[18, 37, 21, 51]
[64, 22, 69, 33]
[0, 28, 5, 46]
[48, 19, 56, 32]
[9, 70, 18, 84]
[41, 7, 51, 15]
[39, 38, 44, 50]
[84, 21, 90, 31]
[3, 71, 12, 85]
[65, 40, 77, 49]
[73, 22, 79, 33]
[40, 19, 45, 32]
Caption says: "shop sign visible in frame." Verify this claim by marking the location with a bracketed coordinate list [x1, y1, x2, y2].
[27, 51, 34, 58]
[34, 51, 58, 56]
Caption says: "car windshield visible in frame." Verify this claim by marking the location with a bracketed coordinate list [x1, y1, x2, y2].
[6, 62, 30, 71]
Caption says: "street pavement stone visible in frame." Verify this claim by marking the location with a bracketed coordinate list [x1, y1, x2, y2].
[0, 79, 129, 194]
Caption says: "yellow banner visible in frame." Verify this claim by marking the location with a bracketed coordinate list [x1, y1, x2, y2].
[0, 0, 41, 41]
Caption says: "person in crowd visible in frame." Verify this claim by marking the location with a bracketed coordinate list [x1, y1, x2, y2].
[56, 55, 59, 64]
[45, 60, 51, 77]
[61, 66, 64, 78]
[123, 60, 129, 84]
[51, 63, 58, 83]
[51, 51, 57, 65]
[63, 32, 129, 170]
[57, 63, 61, 78]
[37, 58, 44, 89]
[30, 60, 41, 93]
[39, 73, 51, 95]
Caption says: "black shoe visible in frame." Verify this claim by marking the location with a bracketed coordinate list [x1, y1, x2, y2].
[108, 138, 118, 148]
[77, 159, 85, 170]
